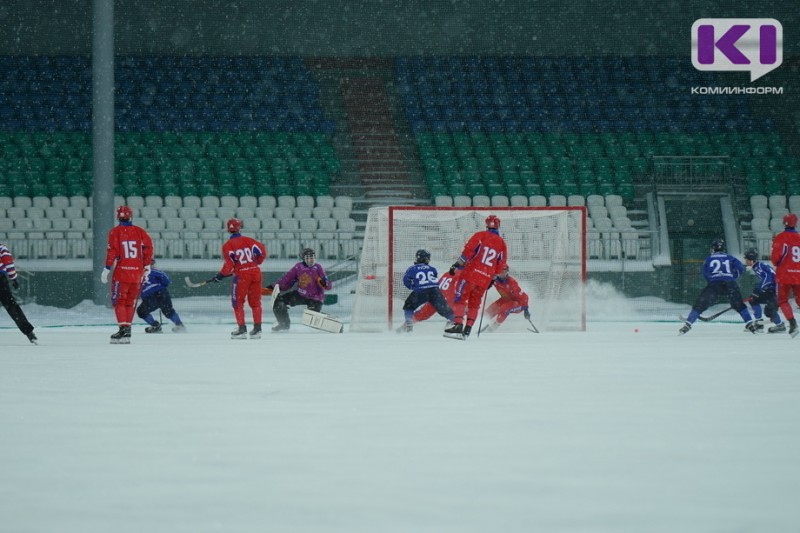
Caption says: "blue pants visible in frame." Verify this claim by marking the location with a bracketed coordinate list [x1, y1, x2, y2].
[692, 281, 747, 314]
[403, 288, 453, 321]
[137, 290, 179, 323]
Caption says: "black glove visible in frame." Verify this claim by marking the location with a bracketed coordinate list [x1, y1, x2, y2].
[11, 278, 19, 290]
[449, 263, 459, 276]
[523, 308, 531, 320]
[318, 276, 329, 288]
[209, 273, 224, 283]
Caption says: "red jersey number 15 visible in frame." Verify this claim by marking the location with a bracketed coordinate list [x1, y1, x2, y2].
[122, 240, 139, 259]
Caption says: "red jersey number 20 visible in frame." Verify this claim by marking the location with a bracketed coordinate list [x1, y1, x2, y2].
[232, 246, 258, 265]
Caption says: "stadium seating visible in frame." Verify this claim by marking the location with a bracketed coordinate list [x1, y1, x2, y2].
[0, 193, 357, 260]
[396, 56, 797, 209]
[0, 55, 357, 259]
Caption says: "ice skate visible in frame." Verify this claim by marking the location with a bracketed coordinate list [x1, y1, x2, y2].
[231, 325, 248, 339]
[745, 321, 758, 334]
[678, 322, 691, 336]
[249, 325, 262, 339]
[271, 322, 289, 333]
[768, 322, 786, 334]
[444, 323, 463, 335]
[110, 326, 131, 344]
[462, 325, 472, 338]
[753, 319, 764, 332]
[172, 324, 187, 333]
[145, 322, 162, 333]
[26, 331, 37, 345]
[403, 321, 413, 333]
[789, 319, 798, 338]
[443, 323, 466, 340]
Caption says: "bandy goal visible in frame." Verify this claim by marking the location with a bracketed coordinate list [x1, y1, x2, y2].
[350, 206, 587, 332]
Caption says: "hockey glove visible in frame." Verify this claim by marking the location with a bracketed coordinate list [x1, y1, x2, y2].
[143, 265, 152, 279]
[318, 276, 329, 288]
[449, 263, 459, 276]
[11, 278, 19, 290]
[523, 308, 531, 320]
[100, 267, 111, 284]
[209, 273, 224, 283]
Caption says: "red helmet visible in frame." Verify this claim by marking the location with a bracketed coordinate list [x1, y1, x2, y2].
[227, 218, 243, 233]
[485, 214, 501, 229]
[116, 205, 132, 221]
[784, 213, 798, 228]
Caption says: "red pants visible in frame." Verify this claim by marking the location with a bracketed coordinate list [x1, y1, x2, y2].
[111, 280, 142, 326]
[777, 283, 800, 320]
[413, 300, 464, 323]
[455, 281, 488, 327]
[231, 273, 263, 326]
[486, 299, 524, 324]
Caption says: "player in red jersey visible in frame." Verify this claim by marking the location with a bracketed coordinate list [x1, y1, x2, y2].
[444, 214, 508, 338]
[101, 205, 154, 344]
[411, 268, 465, 325]
[209, 218, 266, 339]
[770, 212, 800, 337]
[482, 264, 530, 332]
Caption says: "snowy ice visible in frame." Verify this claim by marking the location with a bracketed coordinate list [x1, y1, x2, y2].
[2, 284, 800, 532]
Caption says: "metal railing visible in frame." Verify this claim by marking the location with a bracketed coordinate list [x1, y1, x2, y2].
[650, 156, 732, 192]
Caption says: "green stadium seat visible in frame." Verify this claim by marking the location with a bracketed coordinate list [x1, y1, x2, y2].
[449, 183, 467, 196]
[486, 183, 505, 197]
[467, 183, 487, 197]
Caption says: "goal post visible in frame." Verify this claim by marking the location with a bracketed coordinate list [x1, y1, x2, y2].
[350, 206, 587, 332]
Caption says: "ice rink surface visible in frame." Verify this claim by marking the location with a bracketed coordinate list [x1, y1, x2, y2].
[2, 313, 800, 533]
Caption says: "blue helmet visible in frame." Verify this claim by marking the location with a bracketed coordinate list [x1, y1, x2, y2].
[744, 248, 759, 261]
[415, 249, 431, 264]
[711, 238, 726, 252]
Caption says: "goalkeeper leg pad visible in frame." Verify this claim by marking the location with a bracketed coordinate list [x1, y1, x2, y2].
[302, 309, 344, 333]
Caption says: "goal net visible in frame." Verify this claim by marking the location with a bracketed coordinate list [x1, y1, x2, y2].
[350, 206, 587, 332]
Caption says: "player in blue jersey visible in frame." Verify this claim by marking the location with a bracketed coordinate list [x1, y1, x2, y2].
[136, 261, 186, 333]
[399, 249, 454, 332]
[743, 248, 785, 333]
[679, 238, 757, 335]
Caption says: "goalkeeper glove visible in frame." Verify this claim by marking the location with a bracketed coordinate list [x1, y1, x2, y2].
[11, 278, 19, 290]
[523, 307, 531, 320]
[100, 267, 110, 284]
